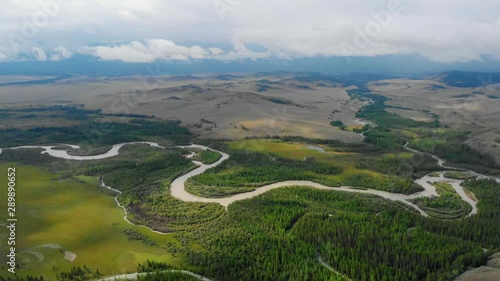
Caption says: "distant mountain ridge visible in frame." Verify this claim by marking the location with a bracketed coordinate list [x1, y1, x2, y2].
[439, 71, 500, 87]
[0, 74, 73, 87]
[1, 53, 499, 76]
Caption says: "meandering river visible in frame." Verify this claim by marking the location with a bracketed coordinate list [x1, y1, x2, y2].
[96, 270, 213, 281]
[0, 141, 162, 160]
[1, 141, 493, 218]
[3, 141, 499, 280]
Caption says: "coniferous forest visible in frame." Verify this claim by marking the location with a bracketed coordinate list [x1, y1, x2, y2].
[1, 93, 499, 281]
[1, 2, 500, 279]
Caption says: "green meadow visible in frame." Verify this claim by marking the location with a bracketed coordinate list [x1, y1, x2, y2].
[192, 149, 222, 164]
[0, 164, 184, 279]
[228, 139, 414, 175]
[187, 138, 428, 197]
[228, 139, 383, 179]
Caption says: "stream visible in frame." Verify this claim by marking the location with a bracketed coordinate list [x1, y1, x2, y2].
[1, 141, 494, 218]
[2, 141, 498, 281]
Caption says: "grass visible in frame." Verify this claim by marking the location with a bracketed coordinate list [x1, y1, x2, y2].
[352, 89, 497, 174]
[130, 182, 226, 233]
[228, 139, 328, 159]
[0, 108, 192, 148]
[186, 183, 256, 198]
[75, 175, 100, 185]
[186, 147, 345, 197]
[193, 149, 222, 164]
[66, 145, 113, 157]
[0, 164, 185, 279]
[444, 171, 475, 180]
[0, 109, 83, 130]
[228, 139, 359, 168]
[406, 129, 499, 174]
[434, 182, 458, 197]
[190, 139, 425, 196]
[385, 108, 434, 122]
[463, 187, 477, 203]
[383, 152, 414, 159]
[228, 140, 396, 181]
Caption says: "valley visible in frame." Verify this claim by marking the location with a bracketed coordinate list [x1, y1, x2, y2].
[0, 72, 499, 281]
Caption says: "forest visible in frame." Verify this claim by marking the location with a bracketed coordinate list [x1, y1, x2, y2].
[183, 183, 496, 281]
[0, 106, 192, 148]
[409, 182, 472, 219]
[409, 129, 499, 173]
[330, 120, 347, 131]
[75, 144, 226, 233]
[187, 136, 439, 197]
[0, 266, 103, 281]
[137, 272, 200, 281]
[1, 92, 500, 281]
[204, 86, 473, 187]
[186, 149, 344, 197]
[348, 88, 499, 174]
[354, 153, 441, 179]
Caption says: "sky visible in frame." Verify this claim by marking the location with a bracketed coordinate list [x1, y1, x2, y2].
[0, 0, 499, 68]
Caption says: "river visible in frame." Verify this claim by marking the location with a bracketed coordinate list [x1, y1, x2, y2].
[1, 141, 492, 217]
[3, 140, 498, 281]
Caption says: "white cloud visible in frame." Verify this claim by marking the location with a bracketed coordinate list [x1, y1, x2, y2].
[83, 39, 269, 62]
[209, 47, 224, 56]
[216, 39, 271, 61]
[0, 0, 499, 63]
[32, 47, 47, 61]
[83, 40, 208, 62]
[50, 47, 72, 61]
[0, 51, 7, 61]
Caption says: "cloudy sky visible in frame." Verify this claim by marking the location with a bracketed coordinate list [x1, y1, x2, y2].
[1, 0, 499, 64]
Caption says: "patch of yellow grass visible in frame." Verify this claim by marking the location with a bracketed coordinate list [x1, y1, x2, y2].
[239, 118, 334, 139]
[398, 130, 419, 139]
[384, 152, 414, 159]
[227, 139, 384, 180]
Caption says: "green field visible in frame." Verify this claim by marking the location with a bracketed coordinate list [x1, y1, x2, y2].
[186, 138, 430, 197]
[192, 149, 222, 164]
[228, 139, 384, 182]
[0, 106, 192, 148]
[443, 171, 475, 180]
[0, 164, 184, 279]
[0, 89, 499, 281]
[0, 106, 87, 130]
